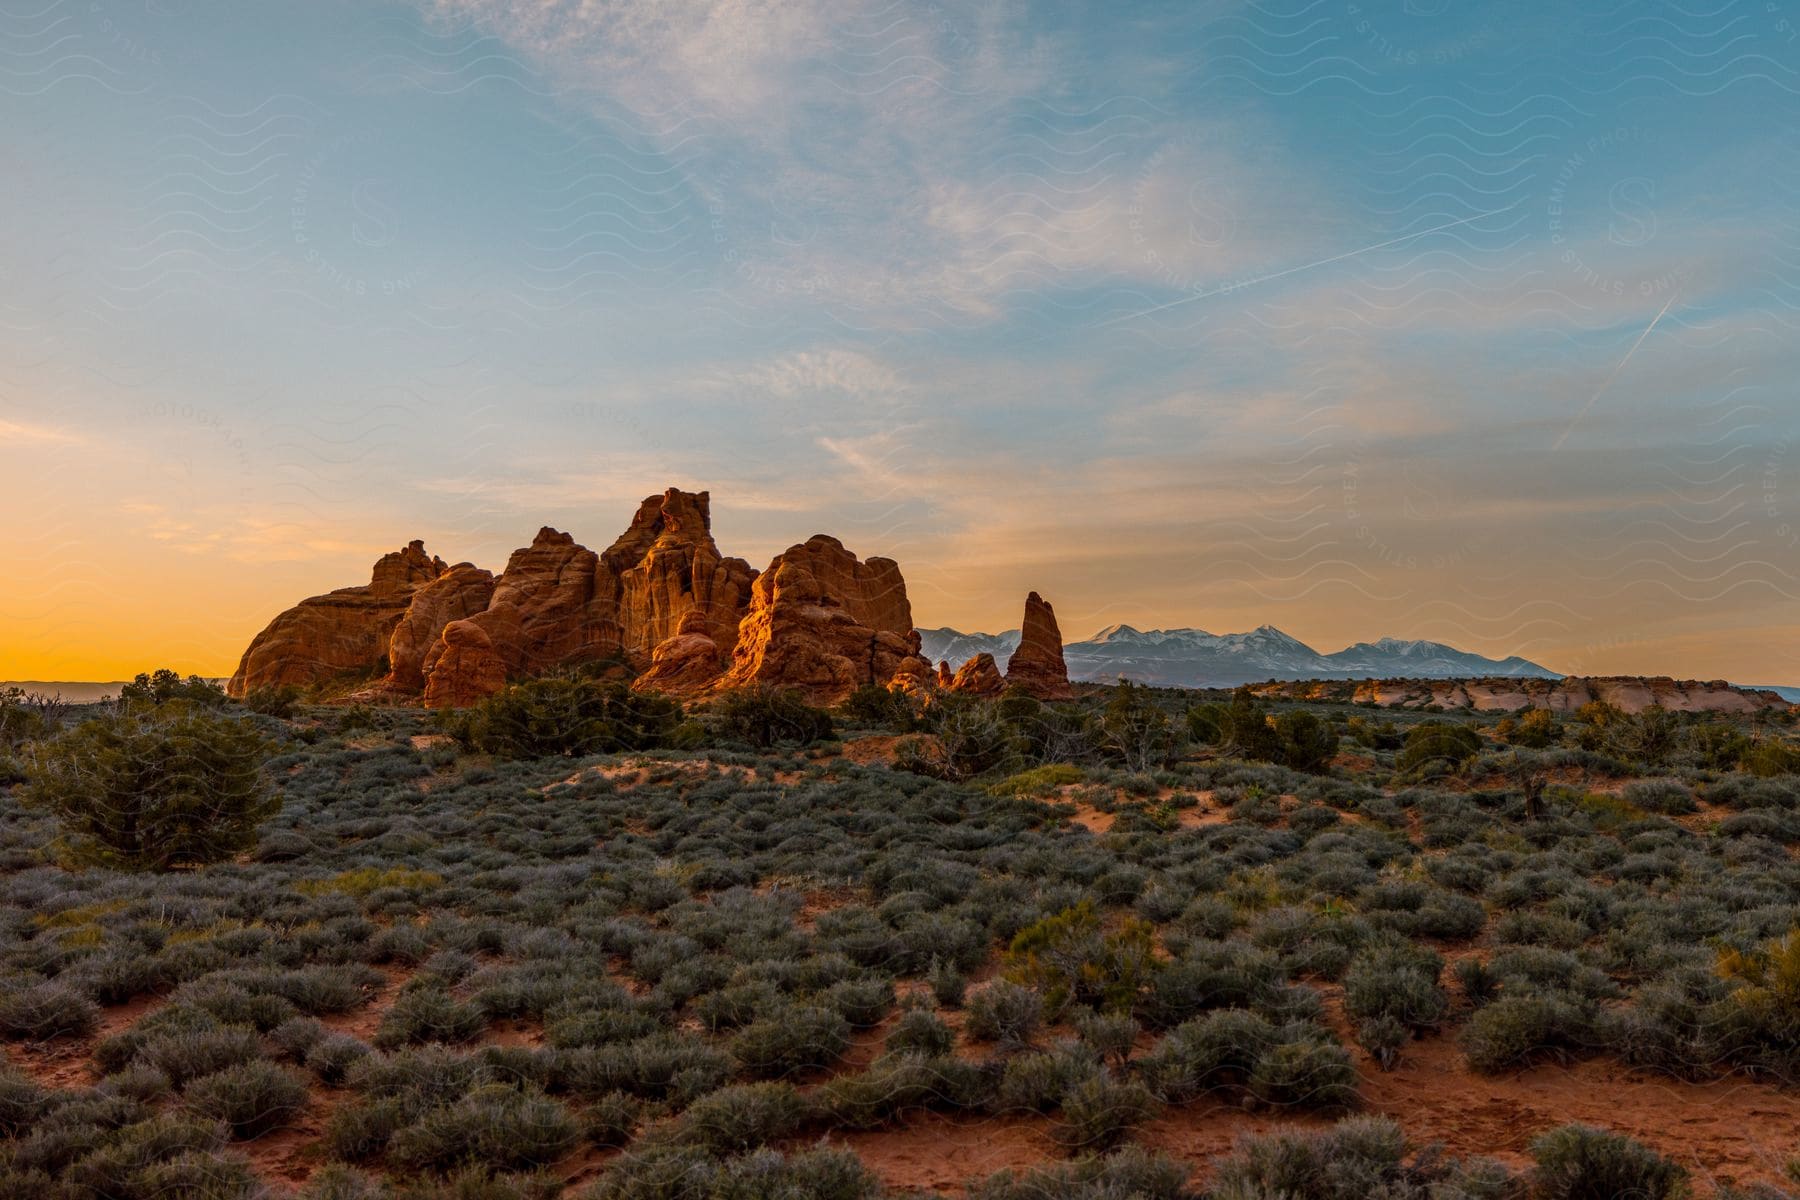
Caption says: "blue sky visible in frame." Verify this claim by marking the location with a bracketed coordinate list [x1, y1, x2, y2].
[3, 0, 1799, 681]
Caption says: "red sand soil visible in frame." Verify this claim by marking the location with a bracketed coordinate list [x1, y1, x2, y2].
[15, 958, 1800, 1198]
[2, 993, 162, 1091]
[842, 735, 907, 766]
[840, 1027, 1800, 1197]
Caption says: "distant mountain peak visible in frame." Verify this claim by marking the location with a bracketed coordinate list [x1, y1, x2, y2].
[918, 621, 1559, 689]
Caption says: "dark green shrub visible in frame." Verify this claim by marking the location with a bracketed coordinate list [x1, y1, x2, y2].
[1208, 1114, 1513, 1200]
[119, 669, 229, 707]
[966, 980, 1044, 1045]
[375, 985, 485, 1048]
[24, 701, 274, 870]
[1342, 940, 1448, 1031]
[1356, 1015, 1409, 1069]
[138, 1025, 265, 1087]
[1102, 681, 1176, 772]
[306, 1033, 374, 1085]
[131, 1150, 265, 1200]
[969, 1145, 1190, 1200]
[1139, 1009, 1275, 1100]
[731, 1005, 850, 1077]
[886, 1008, 956, 1058]
[928, 958, 967, 1007]
[1497, 709, 1559, 749]
[998, 1045, 1100, 1113]
[242, 684, 303, 719]
[183, 1061, 309, 1138]
[1139, 941, 1284, 1029]
[1051, 1071, 1158, 1153]
[1276, 710, 1340, 773]
[1004, 901, 1161, 1016]
[674, 1081, 810, 1154]
[99, 1062, 176, 1103]
[324, 1096, 409, 1161]
[58, 1111, 228, 1195]
[710, 685, 834, 748]
[300, 1164, 387, 1200]
[1396, 721, 1483, 778]
[821, 977, 893, 1027]
[0, 980, 99, 1040]
[585, 1145, 881, 1200]
[1461, 993, 1591, 1073]
[1453, 958, 1499, 1006]
[547, 1007, 663, 1047]
[388, 1085, 579, 1173]
[898, 697, 1020, 781]
[839, 684, 918, 731]
[583, 1091, 643, 1148]
[1187, 702, 1228, 746]
[453, 677, 682, 758]
[176, 980, 301, 1032]
[1247, 1030, 1359, 1109]
[1622, 779, 1696, 815]
[692, 982, 780, 1035]
[1529, 1124, 1687, 1200]
[1215, 688, 1285, 762]
[551, 1035, 730, 1101]
[815, 1053, 993, 1129]
[1074, 1010, 1140, 1066]
[271, 1016, 328, 1061]
[0, 685, 53, 748]
[0, 1072, 47, 1137]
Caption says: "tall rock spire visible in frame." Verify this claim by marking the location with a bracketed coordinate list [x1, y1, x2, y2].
[1004, 591, 1073, 700]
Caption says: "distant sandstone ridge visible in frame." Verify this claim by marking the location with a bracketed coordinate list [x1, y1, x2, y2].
[227, 488, 1071, 706]
[1251, 676, 1788, 716]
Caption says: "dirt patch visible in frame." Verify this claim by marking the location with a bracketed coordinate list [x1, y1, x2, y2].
[2, 993, 163, 1091]
[841, 735, 907, 766]
[241, 1087, 343, 1193]
[543, 758, 719, 794]
[318, 963, 412, 1042]
[1064, 803, 1115, 833]
[1343, 1033, 1800, 1192]
[836, 1112, 1056, 1193]
[843, 1043, 1800, 1197]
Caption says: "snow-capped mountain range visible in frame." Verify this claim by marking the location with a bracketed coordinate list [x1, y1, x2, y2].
[915, 624, 1558, 690]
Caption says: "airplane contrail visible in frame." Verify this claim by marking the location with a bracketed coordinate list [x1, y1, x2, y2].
[1090, 205, 1519, 330]
[1553, 284, 1682, 451]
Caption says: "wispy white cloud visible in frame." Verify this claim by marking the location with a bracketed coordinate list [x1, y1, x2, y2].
[0, 419, 86, 447]
[411, 0, 1329, 321]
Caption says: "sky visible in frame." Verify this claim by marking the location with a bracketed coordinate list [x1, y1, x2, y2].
[3, 0, 1799, 684]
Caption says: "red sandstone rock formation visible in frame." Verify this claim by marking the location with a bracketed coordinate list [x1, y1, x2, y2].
[230, 490, 946, 706]
[384, 563, 496, 692]
[423, 619, 509, 708]
[888, 631, 937, 697]
[1004, 591, 1072, 700]
[607, 489, 758, 661]
[719, 535, 930, 702]
[950, 652, 1005, 697]
[421, 490, 757, 706]
[634, 610, 727, 693]
[421, 528, 603, 707]
[228, 541, 448, 696]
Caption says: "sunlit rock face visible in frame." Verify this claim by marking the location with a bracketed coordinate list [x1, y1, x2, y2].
[718, 535, 930, 703]
[1004, 591, 1073, 700]
[228, 541, 449, 696]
